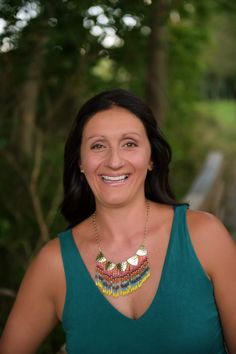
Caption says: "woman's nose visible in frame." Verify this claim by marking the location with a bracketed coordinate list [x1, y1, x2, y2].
[105, 148, 125, 169]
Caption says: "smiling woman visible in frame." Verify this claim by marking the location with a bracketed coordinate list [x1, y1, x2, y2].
[79, 107, 152, 208]
[61, 89, 177, 226]
[0, 89, 235, 354]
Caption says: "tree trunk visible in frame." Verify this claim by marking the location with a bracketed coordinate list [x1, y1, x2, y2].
[19, 37, 46, 157]
[146, 0, 168, 124]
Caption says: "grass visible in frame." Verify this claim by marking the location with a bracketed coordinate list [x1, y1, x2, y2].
[198, 100, 236, 124]
[195, 99, 236, 156]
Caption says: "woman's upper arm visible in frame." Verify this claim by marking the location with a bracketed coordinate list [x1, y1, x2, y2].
[207, 217, 236, 353]
[187, 210, 236, 353]
[0, 238, 62, 354]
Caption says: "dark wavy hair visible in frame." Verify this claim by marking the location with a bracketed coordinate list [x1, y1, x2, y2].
[60, 88, 180, 228]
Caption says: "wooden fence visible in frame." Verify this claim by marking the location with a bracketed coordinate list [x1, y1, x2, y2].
[183, 151, 225, 218]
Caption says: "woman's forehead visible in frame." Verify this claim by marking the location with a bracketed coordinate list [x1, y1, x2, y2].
[82, 107, 146, 137]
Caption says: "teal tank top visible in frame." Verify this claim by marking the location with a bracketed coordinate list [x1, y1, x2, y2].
[58, 205, 227, 354]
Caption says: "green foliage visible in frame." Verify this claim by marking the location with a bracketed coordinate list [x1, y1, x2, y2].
[196, 100, 236, 153]
[162, 2, 210, 197]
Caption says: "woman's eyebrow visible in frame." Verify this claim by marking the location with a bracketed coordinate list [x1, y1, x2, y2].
[86, 132, 141, 141]
[122, 132, 141, 137]
[86, 135, 106, 141]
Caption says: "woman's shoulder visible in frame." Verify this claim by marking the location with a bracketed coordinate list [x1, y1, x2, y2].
[36, 237, 61, 264]
[185, 208, 235, 279]
[26, 237, 64, 289]
[185, 208, 235, 251]
[37, 227, 76, 260]
[186, 208, 231, 240]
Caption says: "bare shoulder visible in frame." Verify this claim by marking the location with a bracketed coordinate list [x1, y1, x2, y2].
[33, 237, 62, 269]
[186, 208, 235, 245]
[10, 238, 62, 308]
[185, 209, 236, 279]
[26, 238, 61, 279]
[27, 237, 64, 297]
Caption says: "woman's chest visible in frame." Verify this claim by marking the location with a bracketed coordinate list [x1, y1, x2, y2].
[55, 231, 169, 321]
[64, 286, 226, 354]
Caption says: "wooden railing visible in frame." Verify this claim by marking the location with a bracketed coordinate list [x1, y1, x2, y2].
[183, 151, 225, 217]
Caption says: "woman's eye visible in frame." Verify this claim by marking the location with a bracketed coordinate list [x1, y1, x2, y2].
[124, 141, 138, 148]
[91, 143, 105, 150]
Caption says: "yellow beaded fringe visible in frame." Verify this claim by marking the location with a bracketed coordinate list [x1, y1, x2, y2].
[96, 271, 150, 297]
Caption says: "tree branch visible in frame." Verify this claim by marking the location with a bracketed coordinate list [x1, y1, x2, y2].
[29, 128, 50, 243]
[47, 180, 63, 227]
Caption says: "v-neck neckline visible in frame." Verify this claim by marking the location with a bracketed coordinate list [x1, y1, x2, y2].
[69, 205, 177, 321]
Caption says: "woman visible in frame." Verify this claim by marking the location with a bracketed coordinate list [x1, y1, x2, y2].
[0, 89, 235, 354]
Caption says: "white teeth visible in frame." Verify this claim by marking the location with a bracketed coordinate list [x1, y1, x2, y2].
[102, 175, 128, 181]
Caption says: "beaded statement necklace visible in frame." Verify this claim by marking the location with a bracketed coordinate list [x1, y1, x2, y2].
[92, 201, 151, 298]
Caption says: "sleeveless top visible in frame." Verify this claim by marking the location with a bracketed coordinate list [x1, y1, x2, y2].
[58, 205, 227, 354]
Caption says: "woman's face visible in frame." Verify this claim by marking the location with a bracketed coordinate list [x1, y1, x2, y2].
[80, 107, 152, 208]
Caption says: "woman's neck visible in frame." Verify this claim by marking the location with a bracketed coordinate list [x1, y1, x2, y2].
[93, 198, 150, 245]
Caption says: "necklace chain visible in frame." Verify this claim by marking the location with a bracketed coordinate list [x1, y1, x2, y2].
[92, 200, 150, 251]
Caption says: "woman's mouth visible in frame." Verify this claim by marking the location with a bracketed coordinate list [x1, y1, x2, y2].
[101, 174, 129, 184]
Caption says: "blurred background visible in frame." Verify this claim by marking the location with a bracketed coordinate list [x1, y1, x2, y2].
[0, 0, 236, 352]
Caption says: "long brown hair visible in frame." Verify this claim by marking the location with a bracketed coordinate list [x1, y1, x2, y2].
[59, 89, 181, 228]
